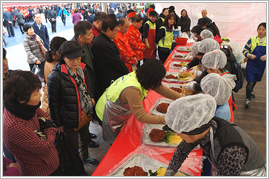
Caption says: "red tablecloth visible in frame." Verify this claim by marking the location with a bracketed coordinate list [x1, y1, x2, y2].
[92, 42, 203, 176]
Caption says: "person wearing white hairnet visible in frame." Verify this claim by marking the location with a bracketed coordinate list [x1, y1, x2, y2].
[201, 73, 235, 122]
[164, 94, 266, 176]
[182, 39, 220, 92]
[200, 29, 214, 39]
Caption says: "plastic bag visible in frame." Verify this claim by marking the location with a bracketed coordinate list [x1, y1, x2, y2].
[31, 64, 40, 75]
[54, 132, 86, 176]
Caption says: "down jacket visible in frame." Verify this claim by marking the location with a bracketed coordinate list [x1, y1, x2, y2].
[47, 62, 93, 128]
[23, 33, 45, 64]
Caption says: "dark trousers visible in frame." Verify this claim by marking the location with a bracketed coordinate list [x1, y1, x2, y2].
[3, 142, 16, 163]
[63, 123, 90, 161]
[12, 20, 16, 27]
[5, 22, 15, 37]
[18, 23, 24, 34]
[246, 81, 257, 100]
[158, 46, 170, 64]
[45, 16, 48, 23]
[50, 21, 57, 32]
[29, 61, 45, 78]
[25, 16, 29, 22]
[61, 15, 66, 26]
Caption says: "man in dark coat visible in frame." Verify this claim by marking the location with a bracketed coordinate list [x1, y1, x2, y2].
[11, 7, 18, 28]
[92, 18, 129, 101]
[3, 9, 15, 37]
[48, 6, 57, 33]
[200, 17, 221, 38]
[32, 12, 50, 50]
[197, 9, 212, 26]
[15, 9, 25, 34]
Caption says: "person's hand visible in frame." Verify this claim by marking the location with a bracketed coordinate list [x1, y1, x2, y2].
[179, 67, 187, 74]
[260, 55, 266, 61]
[38, 117, 56, 130]
[182, 81, 196, 91]
[247, 53, 256, 59]
[6, 162, 20, 170]
[194, 70, 202, 77]
[91, 98, 95, 106]
[8, 21, 12, 23]
[145, 38, 150, 49]
[57, 126, 64, 132]
[36, 60, 41, 64]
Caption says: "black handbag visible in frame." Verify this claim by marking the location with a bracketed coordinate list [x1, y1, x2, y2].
[54, 132, 86, 176]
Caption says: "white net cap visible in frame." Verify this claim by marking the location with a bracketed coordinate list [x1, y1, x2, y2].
[191, 41, 201, 56]
[165, 94, 216, 134]
[202, 49, 227, 69]
[201, 73, 235, 105]
[198, 38, 220, 53]
[200, 29, 214, 39]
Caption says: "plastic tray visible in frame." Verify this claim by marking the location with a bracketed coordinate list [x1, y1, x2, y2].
[110, 153, 188, 176]
[176, 46, 191, 52]
[163, 71, 195, 83]
[164, 83, 183, 94]
[150, 98, 174, 116]
[169, 61, 188, 70]
[171, 52, 186, 61]
[142, 124, 181, 147]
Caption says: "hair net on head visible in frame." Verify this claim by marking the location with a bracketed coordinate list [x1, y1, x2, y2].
[191, 41, 201, 56]
[201, 73, 235, 105]
[198, 38, 220, 53]
[200, 29, 214, 39]
[165, 94, 216, 134]
[202, 49, 227, 69]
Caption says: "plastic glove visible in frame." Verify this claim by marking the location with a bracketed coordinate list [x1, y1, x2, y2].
[247, 53, 256, 59]
[182, 81, 196, 91]
[145, 38, 150, 49]
[194, 70, 202, 77]
[179, 67, 187, 74]
[38, 117, 56, 130]
[260, 55, 266, 61]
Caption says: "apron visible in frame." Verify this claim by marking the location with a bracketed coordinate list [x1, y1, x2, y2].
[102, 93, 132, 144]
[208, 127, 266, 176]
[143, 25, 156, 59]
[246, 45, 266, 82]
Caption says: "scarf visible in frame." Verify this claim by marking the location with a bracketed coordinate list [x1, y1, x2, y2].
[31, 34, 36, 41]
[4, 100, 41, 120]
[66, 65, 93, 115]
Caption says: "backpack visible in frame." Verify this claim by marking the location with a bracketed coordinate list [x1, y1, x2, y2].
[230, 60, 244, 92]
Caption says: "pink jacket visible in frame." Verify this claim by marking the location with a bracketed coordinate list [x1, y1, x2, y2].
[72, 12, 82, 25]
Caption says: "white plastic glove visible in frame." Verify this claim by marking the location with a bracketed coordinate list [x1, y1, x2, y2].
[194, 70, 202, 77]
[179, 66, 187, 74]
[260, 55, 266, 61]
[247, 53, 256, 59]
[182, 81, 196, 91]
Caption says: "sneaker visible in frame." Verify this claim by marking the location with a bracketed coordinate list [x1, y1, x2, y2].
[5, 42, 9, 46]
[251, 91, 255, 98]
[83, 156, 99, 166]
[88, 139, 99, 148]
[245, 99, 250, 108]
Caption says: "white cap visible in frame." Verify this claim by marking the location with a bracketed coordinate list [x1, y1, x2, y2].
[202, 49, 227, 69]
[191, 41, 201, 56]
[201, 73, 235, 105]
[165, 94, 216, 134]
[198, 38, 220, 53]
[200, 29, 214, 39]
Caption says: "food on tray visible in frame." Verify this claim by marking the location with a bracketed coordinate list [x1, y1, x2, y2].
[174, 52, 186, 58]
[165, 74, 178, 79]
[149, 129, 166, 142]
[182, 87, 199, 96]
[170, 87, 181, 93]
[172, 62, 187, 68]
[178, 71, 192, 78]
[124, 166, 148, 176]
[149, 167, 186, 176]
[156, 103, 170, 113]
[177, 47, 191, 51]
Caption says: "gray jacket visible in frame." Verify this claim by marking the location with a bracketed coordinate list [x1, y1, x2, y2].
[23, 33, 45, 64]
[15, 12, 25, 25]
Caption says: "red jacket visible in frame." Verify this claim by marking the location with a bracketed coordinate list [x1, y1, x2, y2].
[90, 25, 101, 48]
[3, 108, 59, 176]
[125, 24, 145, 62]
[113, 31, 136, 72]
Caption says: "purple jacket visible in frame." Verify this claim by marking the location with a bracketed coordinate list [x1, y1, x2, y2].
[3, 156, 20, 176]
[72, 12, 82, 25]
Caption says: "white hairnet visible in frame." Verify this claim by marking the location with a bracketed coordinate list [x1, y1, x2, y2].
[165, 94, 216, 134]
[191, 41, 201, 56]
[202, 49, 227, 69]
[198, 38, 220, 53]
[200, 29, 214, 39]
[201, 73, 235, 105]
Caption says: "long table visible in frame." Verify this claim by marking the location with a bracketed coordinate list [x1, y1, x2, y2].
[92, 42, 203, 176]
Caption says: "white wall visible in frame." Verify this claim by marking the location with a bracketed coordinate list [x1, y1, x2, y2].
[155, 2, 267, 46]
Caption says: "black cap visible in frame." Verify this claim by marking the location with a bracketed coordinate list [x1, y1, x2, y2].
[58, 41, 84, 59]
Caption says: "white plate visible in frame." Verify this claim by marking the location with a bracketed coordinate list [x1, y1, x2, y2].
[170, 61, 188, 70]
[176, 46, 191, 52]
[163, 71, 195, 83]
[150, 98, 174, 116]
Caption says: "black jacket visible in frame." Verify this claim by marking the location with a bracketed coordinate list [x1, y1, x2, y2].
[156, 13, 166, 34]
[92, 32, 129, 100]
[48, 10, 57, 22]
[47, 62, 92, 128]
[177, 15, 191, 33]
[221, 47, 236, 73]
[15, 12, 25, 25]
[207, 22, 221, 38]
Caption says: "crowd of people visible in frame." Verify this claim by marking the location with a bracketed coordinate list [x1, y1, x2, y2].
[2, 3, 267, 176]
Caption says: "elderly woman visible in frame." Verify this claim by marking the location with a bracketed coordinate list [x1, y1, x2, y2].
[47, 41, 99, 166]
[95, 59, 182, 144]
[23, 24, 46, 81]
[164, 94, 266, 176]
[3, 71, 59, 176]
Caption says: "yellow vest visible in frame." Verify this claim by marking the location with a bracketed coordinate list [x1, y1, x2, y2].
[158, 26, 173, 49]
[95, 72, 148, 120]
[159, 16, 164, 23]
[251, 36, 266, 53]
[146, 20, 156, 30]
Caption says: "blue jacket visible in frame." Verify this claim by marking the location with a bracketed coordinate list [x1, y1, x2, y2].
[32, 22, 50, 50]
[58, 8, 68, 17]
[87, 14, 95, 24]
[3, 12, 13, 22]
[215, 102, 231, 122]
